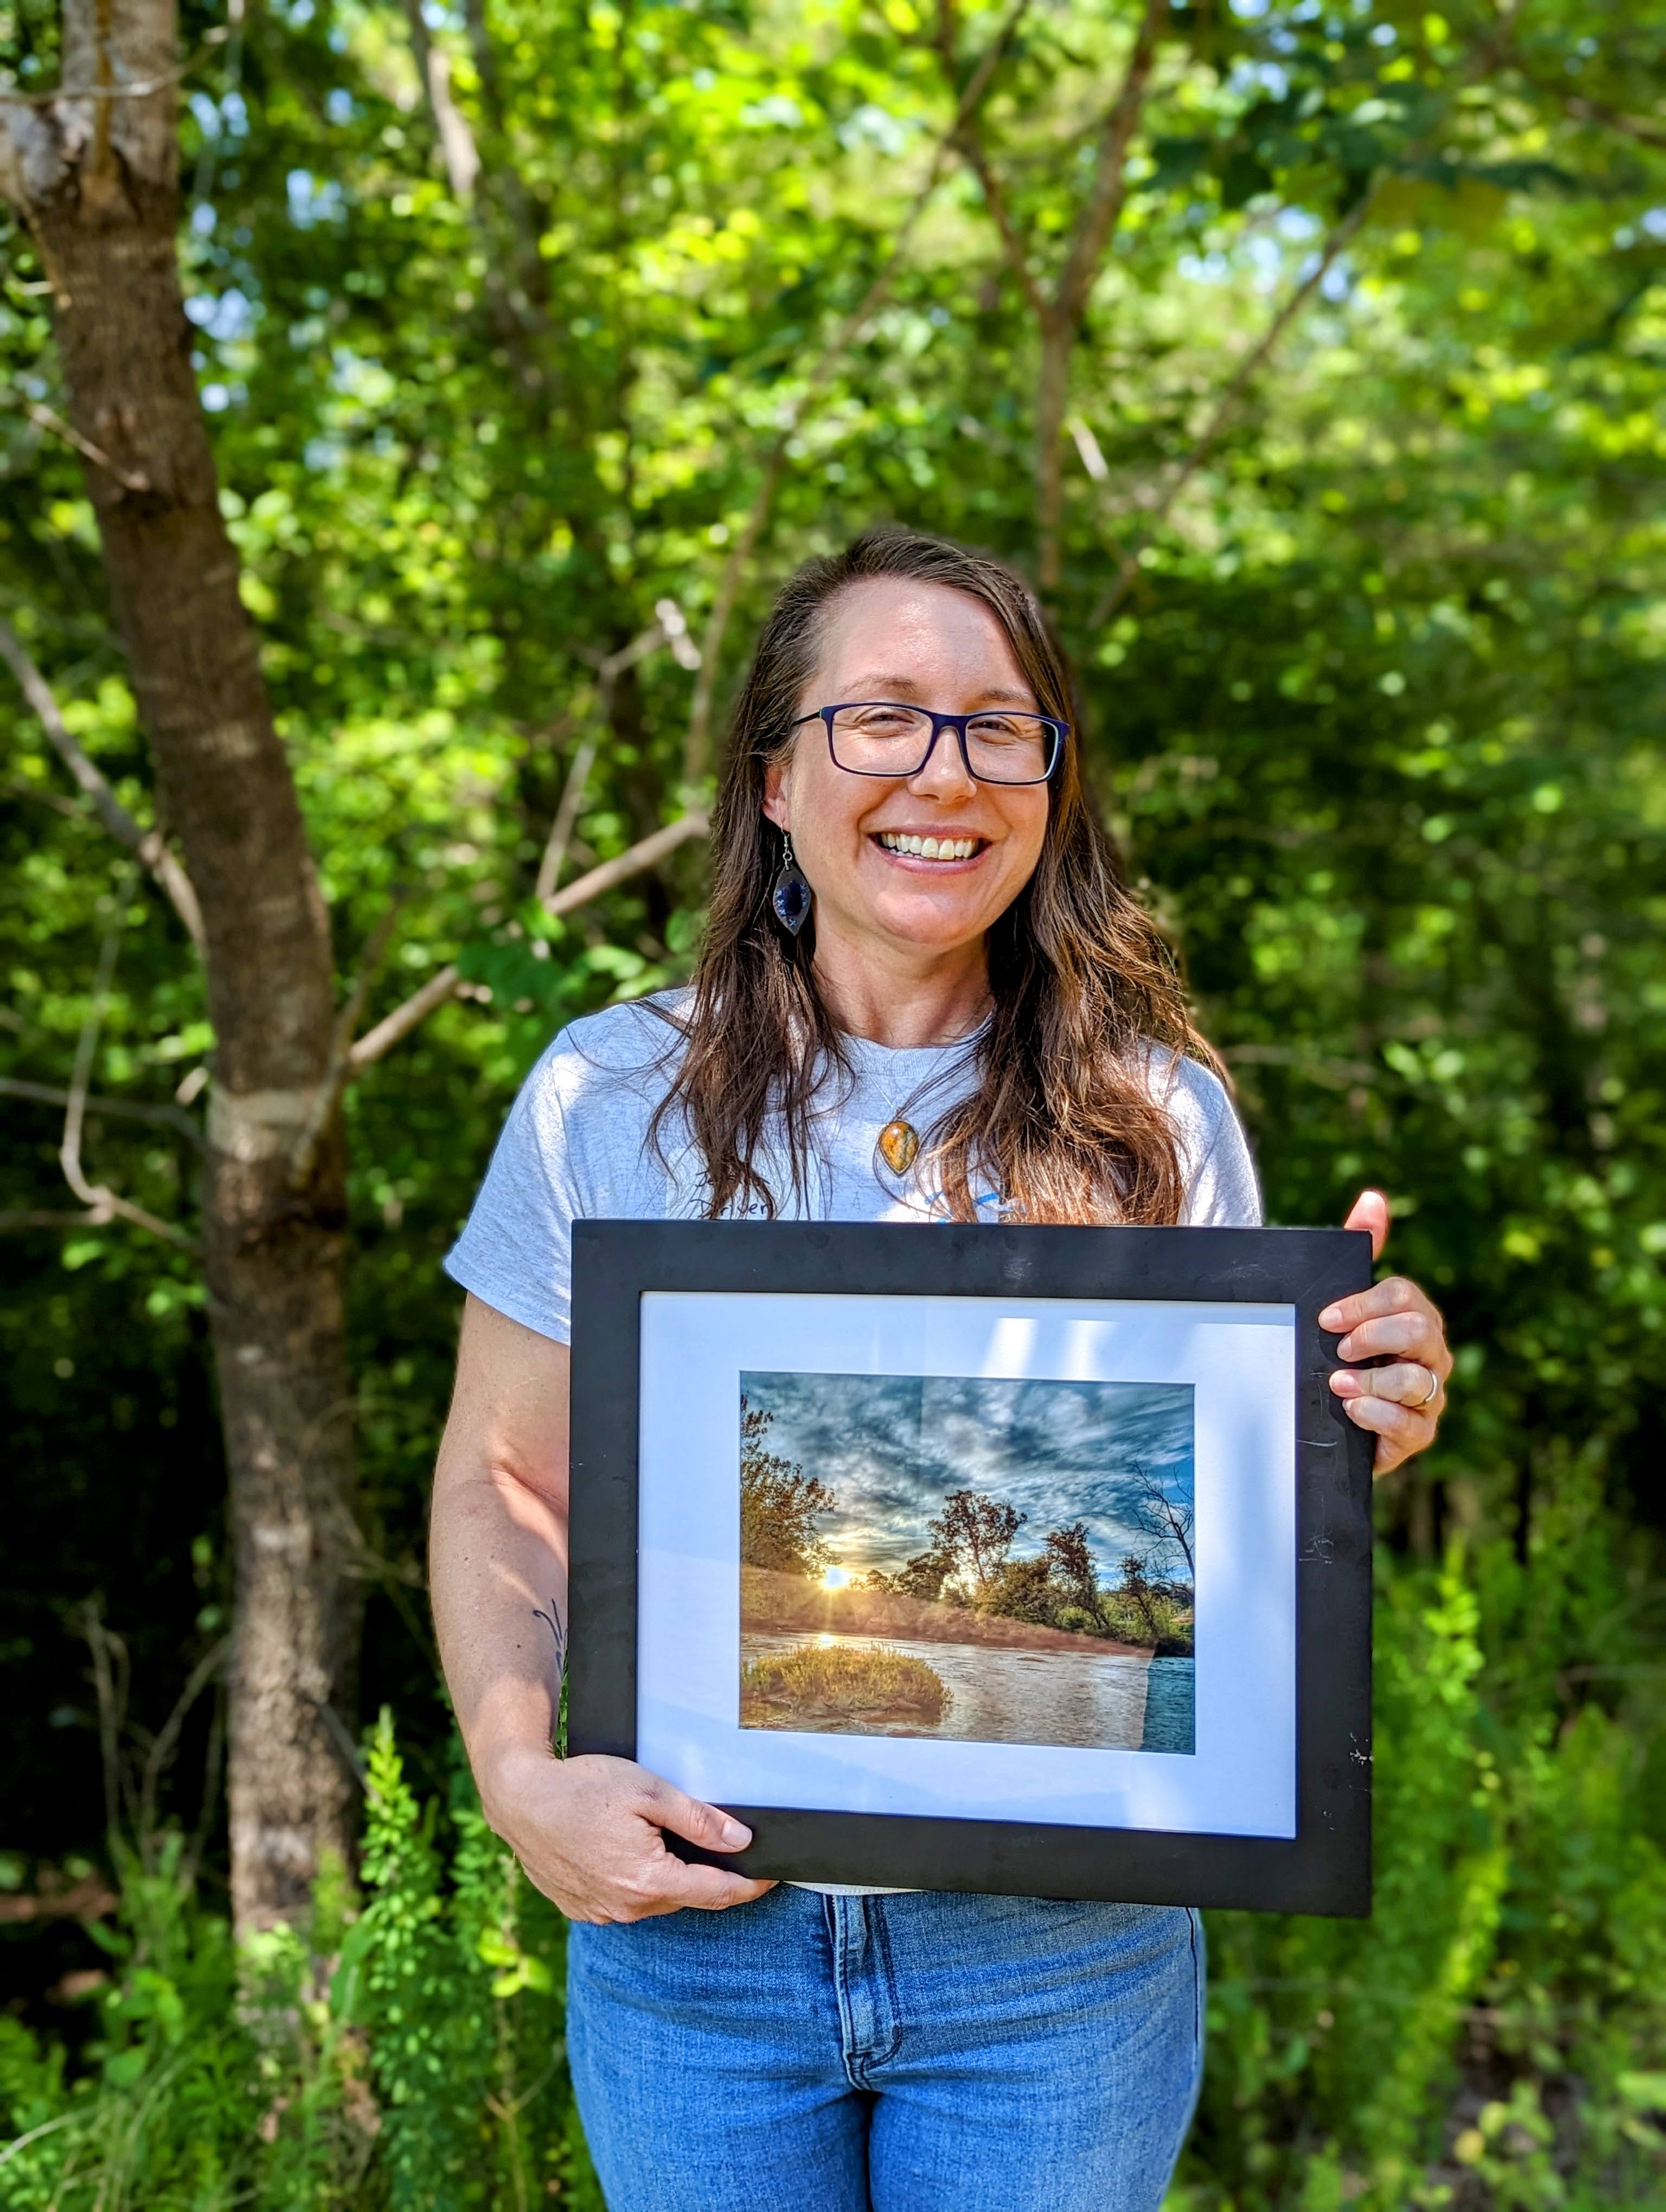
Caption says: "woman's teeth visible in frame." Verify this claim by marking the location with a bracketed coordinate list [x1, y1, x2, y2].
[876, 832, 982, 861]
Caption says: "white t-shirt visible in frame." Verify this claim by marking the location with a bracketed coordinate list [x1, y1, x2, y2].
[444, 989, 1263, 1897]
[445, 990, 1263, 1342]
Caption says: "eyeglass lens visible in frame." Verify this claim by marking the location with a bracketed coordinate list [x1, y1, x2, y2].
[827, 704, 1055, 784]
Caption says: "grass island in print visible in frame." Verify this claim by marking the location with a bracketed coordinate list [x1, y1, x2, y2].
[738, 1371, 1196, 1755]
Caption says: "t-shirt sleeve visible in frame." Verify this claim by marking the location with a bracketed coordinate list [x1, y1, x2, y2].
[1171, 1057, 1263, 1229]
[444, 1037, 586, 1343]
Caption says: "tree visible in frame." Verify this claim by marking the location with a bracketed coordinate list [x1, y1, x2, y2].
[739, 1398, 835, 1579]
[0, 0, 364, 1933]
[1043, 1521, 1108, 1628]
[0, 0, 704, 1927]
[1126, 1468, 1195, 1584]
[1117, 1555, 1162, 1644]
[976, 1553, 1060, 1626]
[893, 1549, 959, 1604]
[926, 1489, 1026, 1596]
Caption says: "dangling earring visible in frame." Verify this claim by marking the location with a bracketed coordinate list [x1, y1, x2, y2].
[771, 829, 812, 936]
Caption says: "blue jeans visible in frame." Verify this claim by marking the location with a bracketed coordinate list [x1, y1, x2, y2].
[568, 1886, 1204, 2211]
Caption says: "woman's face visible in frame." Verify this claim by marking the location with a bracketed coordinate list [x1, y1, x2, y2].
[762, 577, 1052, 966]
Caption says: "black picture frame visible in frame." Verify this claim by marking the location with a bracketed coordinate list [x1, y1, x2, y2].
[568, 1221, 1374, 1917]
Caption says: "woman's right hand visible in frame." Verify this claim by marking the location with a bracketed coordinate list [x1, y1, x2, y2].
[481, 1742, 777, 1924]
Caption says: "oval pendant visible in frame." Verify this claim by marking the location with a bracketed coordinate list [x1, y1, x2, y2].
[877, 1119, 919, 1175]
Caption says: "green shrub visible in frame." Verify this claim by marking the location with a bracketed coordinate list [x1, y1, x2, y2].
[1178, 1544, 1666, 2210]
[0, 1719, 600, 2211]
[5, 1557, 1662, 2210]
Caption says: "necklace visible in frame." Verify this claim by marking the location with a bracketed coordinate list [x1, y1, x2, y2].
[877, 1118, 920, 1175]
[858, 1011, 990, 1189]
[870, 1057, 969, 1185]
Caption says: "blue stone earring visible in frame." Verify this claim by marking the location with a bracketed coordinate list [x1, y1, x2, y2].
[771, 829, 812, 936]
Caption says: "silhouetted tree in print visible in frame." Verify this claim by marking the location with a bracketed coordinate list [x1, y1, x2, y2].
[1043, 1521, 1109, 1628]
[1118, 1555, 1163, 1641]
[978, 1555, 1061, 1624]
[927, 1489, 1027, 1596]
[740, 1397, 835, 1577]
[1127, 1464, 1195, 1581]
[891, 1548, 959, 1603]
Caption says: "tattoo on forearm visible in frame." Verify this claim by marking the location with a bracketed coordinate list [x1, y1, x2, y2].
[532, 1600, 567, 1679]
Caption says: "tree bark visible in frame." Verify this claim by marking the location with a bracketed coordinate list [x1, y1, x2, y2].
[3, 0, 360, 1930]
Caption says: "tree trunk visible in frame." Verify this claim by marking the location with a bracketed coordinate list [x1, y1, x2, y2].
[3, 0, 360, 1930]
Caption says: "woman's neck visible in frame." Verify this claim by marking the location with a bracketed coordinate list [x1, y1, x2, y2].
[810, 926, 992, 1049]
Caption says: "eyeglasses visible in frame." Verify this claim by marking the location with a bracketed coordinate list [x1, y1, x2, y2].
[791, 702, 1067, 787]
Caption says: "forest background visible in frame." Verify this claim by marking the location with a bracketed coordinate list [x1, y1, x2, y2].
[1, 0, 1663, 2201]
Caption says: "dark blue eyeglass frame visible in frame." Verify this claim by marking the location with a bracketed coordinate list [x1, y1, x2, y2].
[790, 702, 1068, 787]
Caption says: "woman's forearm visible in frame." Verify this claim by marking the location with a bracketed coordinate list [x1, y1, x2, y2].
[430, 1461, 567, 1796]
[430, 1298, 767, 1920]
[430, 1296, 573, 1806]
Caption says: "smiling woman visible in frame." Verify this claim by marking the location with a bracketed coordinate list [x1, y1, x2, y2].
[430, 524, 1454, 2212]
[657, 529, 1220, 1227]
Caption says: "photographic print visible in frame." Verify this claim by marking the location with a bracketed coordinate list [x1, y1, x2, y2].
[738, 1371, 1196, 1755]
[578, 1225, 1370, 1907]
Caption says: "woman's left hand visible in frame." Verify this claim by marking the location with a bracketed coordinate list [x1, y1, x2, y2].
[1318, 1191, 1452, 1476]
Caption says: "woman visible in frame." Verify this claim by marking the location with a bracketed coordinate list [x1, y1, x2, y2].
[433, 528, 1451, 2211]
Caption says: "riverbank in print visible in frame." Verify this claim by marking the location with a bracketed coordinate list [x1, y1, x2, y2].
[738, 1371, 1196, 1754]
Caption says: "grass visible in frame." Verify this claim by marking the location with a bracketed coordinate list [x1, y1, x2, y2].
[741, 1641, 950, 1720]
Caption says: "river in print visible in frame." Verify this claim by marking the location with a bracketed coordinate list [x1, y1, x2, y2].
[741, 1629, 1196, 1753]
[738, 1368, 1197, 1758]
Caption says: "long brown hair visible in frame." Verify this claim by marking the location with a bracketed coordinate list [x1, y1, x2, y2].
[653, 526, 1220, 1224]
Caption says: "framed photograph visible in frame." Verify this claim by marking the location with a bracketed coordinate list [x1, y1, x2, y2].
[568, 1222, 1374, 1916]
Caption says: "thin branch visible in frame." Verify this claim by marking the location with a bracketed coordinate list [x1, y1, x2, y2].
[538, 614, 689, 900]
[1504, 56, 1666, 150]
[1087, 11, 1525, 624]
[535, 728, 603, 904]
[137, 1635, 229, 1856]
[934, 2, 1045, 316]
[0, 1073, 204, 1147]
[0, 1207, 114, 1231]
[1068, 414, 1110, 482]
[681, 0, 1033, 779]
[0, 616, 204, 949]
[56, 913, 198, 1252]
[1054, 0, 1169, 327]
[1, 391, 151, 491]
[399, 0, 480, 198]
[287, 897, 407, 1189]
[539, 807, 709, 918]
[1225, 1043, 1379, 1086]
[313, 1697, 370, 1791]
[2, 776, 84, 819]
[1088, 192, 1373, 626]
[1558, 94, 1666, 150]
[346, 808, 712, 1076]
[684, 449, 787, 780]
[74, 1597, 131, 1851]
[942, 0, 1167, 586]
[346, 962, 463, 1075]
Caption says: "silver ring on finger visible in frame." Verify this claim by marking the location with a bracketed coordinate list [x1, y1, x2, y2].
[1415, 1365, 1439, 1407]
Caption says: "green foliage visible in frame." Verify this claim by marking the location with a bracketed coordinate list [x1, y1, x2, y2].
[1181, 1539, 1666, 2209]
[739, 1396, 836, 1576]
[0, 1721, 600, 2210]
[4, 1570, 1659, 2205]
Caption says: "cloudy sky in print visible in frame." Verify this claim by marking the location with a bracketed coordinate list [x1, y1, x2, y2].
[740, 1371, 1194, 1579]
